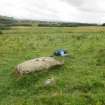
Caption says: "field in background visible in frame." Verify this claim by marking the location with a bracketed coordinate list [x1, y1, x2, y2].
[0, 26, 105, 105]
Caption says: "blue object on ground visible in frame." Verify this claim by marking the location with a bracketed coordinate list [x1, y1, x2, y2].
[54, 49, 68, 57]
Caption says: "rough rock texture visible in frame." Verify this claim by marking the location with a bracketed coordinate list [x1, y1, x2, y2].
[15, 57, 64, 75]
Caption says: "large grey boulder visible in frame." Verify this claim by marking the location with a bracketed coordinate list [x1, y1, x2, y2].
[15, 57, 64, 75]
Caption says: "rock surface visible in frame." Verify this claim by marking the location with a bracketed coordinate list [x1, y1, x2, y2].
[15, 57, 64, 75]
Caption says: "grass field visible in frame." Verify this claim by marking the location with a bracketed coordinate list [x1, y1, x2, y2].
[0, 26, 105, 105]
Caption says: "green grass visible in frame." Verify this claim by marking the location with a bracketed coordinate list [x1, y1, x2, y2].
[0, 26, 105, 105]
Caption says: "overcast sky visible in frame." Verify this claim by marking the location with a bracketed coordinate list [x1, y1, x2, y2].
[0, 0, 105, 23]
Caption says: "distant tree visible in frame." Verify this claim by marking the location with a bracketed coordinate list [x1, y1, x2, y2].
[0, 16, 17, 32]
[102, 23, 105, 26]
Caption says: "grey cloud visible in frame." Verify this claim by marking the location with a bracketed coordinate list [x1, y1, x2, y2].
[62, 0, 83, 6]
[63, 0, 105, 13]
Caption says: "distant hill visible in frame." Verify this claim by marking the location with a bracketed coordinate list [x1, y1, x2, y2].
[0, 15, 102, 33]
[38, 21, 98, 27]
